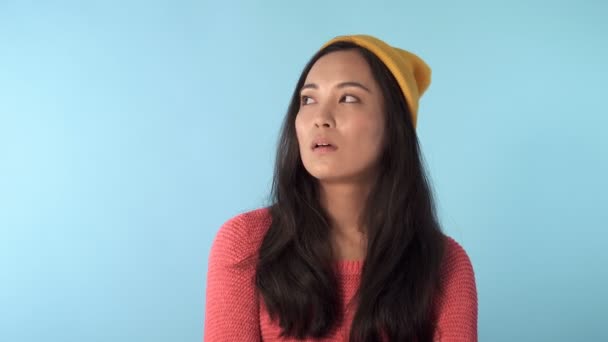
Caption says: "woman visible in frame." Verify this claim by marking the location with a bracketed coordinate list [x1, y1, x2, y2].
[204, 34, 478, 341]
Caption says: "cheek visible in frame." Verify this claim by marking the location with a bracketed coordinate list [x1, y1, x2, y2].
[294, 114, 312, 154]
[359, 132, 384, 163]
[294, 115, 304, 145]
[349, 116, 384, 151]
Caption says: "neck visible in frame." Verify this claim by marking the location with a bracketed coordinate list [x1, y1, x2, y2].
[319, 181, 372, 261]
[318, 181, 372, 236]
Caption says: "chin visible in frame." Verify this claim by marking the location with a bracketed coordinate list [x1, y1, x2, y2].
[306, 165, 378, 186]
[306, 170, 354, 184]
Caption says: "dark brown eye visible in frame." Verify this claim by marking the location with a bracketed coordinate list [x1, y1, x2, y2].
[340, 95, 359, 103]
[301, 95, 315, 105]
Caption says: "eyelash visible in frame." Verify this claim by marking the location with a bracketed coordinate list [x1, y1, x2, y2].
[300, 94, 359, 105]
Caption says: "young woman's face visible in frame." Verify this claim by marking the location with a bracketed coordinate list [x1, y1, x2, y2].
[295, 49, 386, 185]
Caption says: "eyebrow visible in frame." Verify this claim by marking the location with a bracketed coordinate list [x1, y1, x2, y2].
[300, 81, 372, 93]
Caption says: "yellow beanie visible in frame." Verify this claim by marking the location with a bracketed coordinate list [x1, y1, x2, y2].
[319, 34, 431, 129]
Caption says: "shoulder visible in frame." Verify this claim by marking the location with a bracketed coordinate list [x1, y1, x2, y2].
[433, 235, 479, 340]
[441, 235, 475, 276]
[437, 234, 477, 299]
[209, 207, 272, 267]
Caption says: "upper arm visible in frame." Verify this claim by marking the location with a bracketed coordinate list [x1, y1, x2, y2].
[203, 216, 261, 341]
[434, 238, 478, 342]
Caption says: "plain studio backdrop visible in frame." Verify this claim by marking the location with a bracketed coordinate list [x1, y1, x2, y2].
[1, 0, 606, 341]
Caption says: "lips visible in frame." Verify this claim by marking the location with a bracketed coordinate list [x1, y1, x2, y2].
[311, 136, 338, 151]
[313, 145, 337, 153]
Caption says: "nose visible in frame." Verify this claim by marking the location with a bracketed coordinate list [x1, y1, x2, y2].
[313, 102, 336, 128]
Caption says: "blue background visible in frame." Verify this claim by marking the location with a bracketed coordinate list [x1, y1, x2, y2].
[1, 0, 607, 341]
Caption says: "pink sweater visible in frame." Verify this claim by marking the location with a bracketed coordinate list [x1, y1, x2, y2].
[204, 207, 478, 341]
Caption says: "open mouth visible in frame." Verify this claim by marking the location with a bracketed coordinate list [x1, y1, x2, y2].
[313, 143, 337, 152]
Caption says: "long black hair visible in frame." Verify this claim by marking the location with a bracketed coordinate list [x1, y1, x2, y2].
[255, 41, 446, 342]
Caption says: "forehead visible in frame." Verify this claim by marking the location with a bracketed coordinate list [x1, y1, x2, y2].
[305, 49, 375, 84]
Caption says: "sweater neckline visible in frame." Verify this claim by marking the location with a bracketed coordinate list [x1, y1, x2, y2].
[334, 259, 364, 275]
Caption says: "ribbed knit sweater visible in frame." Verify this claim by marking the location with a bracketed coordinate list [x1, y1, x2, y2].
[204, 207, 478, 341]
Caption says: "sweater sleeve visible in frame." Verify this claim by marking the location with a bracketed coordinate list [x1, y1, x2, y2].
[203, 214, 262, 342]
[434, 237, 478, 342]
